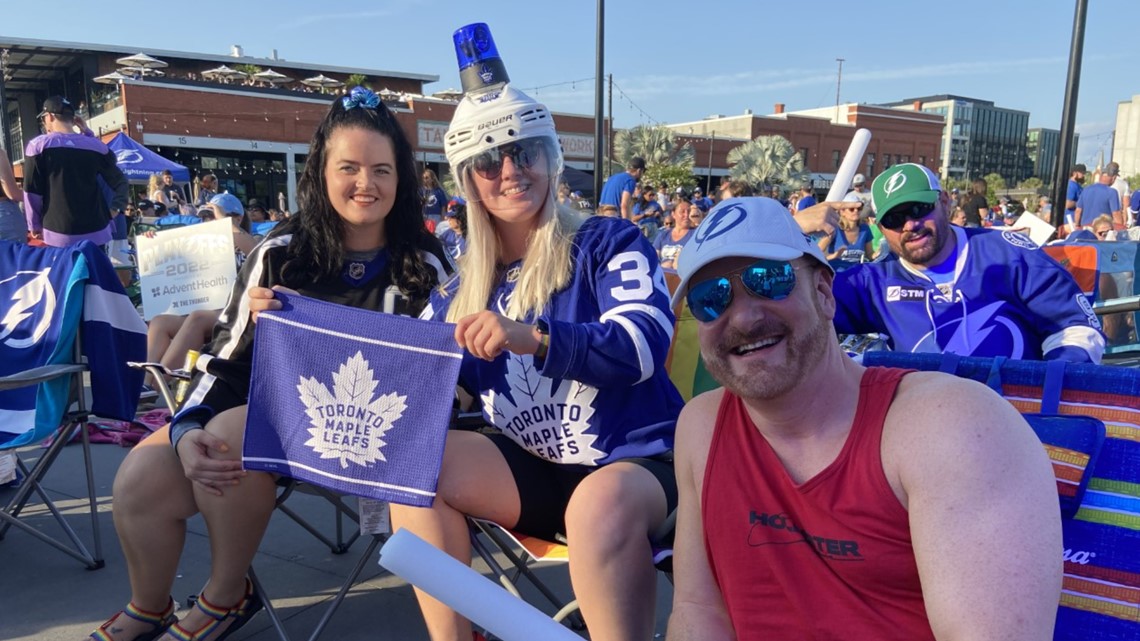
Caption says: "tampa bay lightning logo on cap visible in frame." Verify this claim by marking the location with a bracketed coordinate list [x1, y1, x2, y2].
[883, 171, 907, 197]
[694, 203, 747, 247]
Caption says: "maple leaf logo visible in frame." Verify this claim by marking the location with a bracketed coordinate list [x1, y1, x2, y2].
[481, 354, 603, 465]
[299, 351, 407, 468]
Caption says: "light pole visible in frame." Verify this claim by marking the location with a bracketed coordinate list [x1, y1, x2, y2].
[593, 0, 605, 203]
[1051, 0, 1088, 228]
[835, 58, 845, 124]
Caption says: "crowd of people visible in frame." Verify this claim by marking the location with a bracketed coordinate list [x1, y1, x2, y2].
[3, 31, 1129, 641]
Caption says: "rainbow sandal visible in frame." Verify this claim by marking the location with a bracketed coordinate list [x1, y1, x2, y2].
[89, 597, 178, 641]
[162, 578, 263, 641]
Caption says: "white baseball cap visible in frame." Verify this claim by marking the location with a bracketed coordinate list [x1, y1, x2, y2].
[670, 197, 833, 308]
[853, 173, 866, 185]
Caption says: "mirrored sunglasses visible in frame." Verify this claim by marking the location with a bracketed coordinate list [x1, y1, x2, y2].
[686, 259, 798, 323]
[471, 138, 546, 180]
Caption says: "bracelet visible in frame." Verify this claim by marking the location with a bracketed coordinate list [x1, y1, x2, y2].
[534, 332, 550, 361]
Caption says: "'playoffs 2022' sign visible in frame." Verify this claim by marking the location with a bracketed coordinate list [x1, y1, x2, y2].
[136, 218, 237, 320]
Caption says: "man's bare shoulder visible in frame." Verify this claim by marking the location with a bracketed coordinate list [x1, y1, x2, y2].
[675, 388, 726, 483]
[677, 389, 725, 440]
[883, 370, 1048, 499]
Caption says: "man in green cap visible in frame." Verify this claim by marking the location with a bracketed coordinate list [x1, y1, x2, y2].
[827, 163, 1104, 363]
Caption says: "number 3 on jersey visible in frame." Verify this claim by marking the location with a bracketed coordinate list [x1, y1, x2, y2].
[608, 250, 661, 302]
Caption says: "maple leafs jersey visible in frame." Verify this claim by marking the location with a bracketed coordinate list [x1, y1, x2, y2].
[423, 216, 682, 465]
[833, 227, 1105, 363]
[173, 229, 453, 431]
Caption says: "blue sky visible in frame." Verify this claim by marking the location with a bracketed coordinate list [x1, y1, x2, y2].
[6, 0, 1137, 167]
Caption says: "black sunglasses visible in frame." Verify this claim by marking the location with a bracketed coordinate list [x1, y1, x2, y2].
[471, 139, 546, 180]
[686, 259, 799, 323]
[879, 201, 937, 230]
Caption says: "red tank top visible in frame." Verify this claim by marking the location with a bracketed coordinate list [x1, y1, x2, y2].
[701, 367, 935, 640]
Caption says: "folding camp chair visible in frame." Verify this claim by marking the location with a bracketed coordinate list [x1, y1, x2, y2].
[0, 334, 103, 569]
[863, 352, 1140, 640]
[128, 360, 372, 641]
[0, 240, 146, 570]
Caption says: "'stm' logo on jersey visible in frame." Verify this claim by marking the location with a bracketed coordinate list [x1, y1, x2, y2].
[886, 285, 925, 302]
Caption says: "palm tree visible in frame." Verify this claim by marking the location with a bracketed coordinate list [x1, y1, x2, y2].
[613, 125, 694, 171]
[726, 135, 807, 190]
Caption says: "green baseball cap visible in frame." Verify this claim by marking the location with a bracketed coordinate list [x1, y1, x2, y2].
[870, 163, 942, 215]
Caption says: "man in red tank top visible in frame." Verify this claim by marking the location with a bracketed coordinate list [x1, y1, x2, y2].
[665, 197, 1062, 641]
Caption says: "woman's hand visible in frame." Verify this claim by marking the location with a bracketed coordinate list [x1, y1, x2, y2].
[248, 285, 298, 323]
[175, 429, 245, 497]
[455, 311, 541, 361]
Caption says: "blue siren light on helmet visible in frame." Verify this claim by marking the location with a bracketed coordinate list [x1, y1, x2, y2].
[445, 23, 563, 204]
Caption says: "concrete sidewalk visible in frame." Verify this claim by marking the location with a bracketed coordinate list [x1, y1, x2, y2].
[0, 440, 672, 640]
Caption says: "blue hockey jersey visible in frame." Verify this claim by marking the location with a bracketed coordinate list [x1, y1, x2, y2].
[833, 227, 1104, 363]
[0, 240, 146, 447]
[423, 216, 682, 465]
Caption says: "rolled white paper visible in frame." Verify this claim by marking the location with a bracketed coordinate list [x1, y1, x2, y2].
[379, 528, 583, 641]
[824, 128, 873, 203]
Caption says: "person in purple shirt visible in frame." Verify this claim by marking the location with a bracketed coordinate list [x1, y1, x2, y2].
[22, 96, 128, 248]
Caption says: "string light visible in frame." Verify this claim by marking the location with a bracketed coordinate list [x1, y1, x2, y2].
[610, 79, 660, 126]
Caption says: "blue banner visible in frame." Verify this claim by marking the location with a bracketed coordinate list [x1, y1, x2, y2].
[244, 293, 462, 507]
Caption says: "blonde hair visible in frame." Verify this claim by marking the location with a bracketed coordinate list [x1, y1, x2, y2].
[446, 178, 584, 322]
[147, 173, 162, 197]
[1091, 214, 1114, 233]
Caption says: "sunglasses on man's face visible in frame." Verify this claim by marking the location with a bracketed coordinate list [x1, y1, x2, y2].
[879, 201, 937, 231]
[686, 259, 799, 323]
[471, 138, 546, 180]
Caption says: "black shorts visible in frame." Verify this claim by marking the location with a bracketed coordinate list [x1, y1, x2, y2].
[485, 433, 677, 543]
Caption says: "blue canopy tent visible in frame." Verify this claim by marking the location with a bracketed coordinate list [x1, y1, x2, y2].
[107, 133, 191, 184]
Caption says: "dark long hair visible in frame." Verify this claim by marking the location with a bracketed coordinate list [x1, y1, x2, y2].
[281, 92, 439, 301]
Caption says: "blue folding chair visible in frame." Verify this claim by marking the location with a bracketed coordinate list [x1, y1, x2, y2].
[0, 240, 146, 569]
[864, 352, 1140, 639]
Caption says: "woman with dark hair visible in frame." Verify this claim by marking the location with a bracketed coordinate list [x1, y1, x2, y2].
[89, 87, 452, 641]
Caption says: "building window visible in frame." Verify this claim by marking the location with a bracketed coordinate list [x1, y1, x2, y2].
[799, 147, 810, 170]
[832, 150, 841, 171]
[884, 154, 893, 168]
[867, 153, 876, 177]
[902, 155, 910, 164]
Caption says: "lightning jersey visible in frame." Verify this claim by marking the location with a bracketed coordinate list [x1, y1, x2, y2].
[0, 240, 146, 447]
[833, 226, 1104, 363]
[423, 216, 682, 466]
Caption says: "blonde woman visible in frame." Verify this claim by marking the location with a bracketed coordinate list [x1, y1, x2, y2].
[391, 26, 683, 641]
[147, 172, 168, 207]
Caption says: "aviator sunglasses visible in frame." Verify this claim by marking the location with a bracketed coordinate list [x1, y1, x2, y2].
[686, 259, 799, 323]
[879, 201, 937, 231]
[471, 138, 546, 180]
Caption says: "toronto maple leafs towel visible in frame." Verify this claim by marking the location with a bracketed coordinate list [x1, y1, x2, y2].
[243, 292, 463, 506]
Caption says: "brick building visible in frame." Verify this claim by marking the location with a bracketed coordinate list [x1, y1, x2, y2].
[0, 37, 600, 210]
[665, 102, 944, 191]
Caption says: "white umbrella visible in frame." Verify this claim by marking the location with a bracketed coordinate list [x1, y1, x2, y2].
[115, 53, 168, 69]
[202, 65, 249, 83]
[120, 66, 164, 79]
[253, 68, 292, 85]
[432, 88, 462, 101]
[301, 74, 345, 90]
[93, 71, 131, 85]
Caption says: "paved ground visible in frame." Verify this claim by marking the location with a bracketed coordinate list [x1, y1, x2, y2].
[0, 439, 673, 640]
